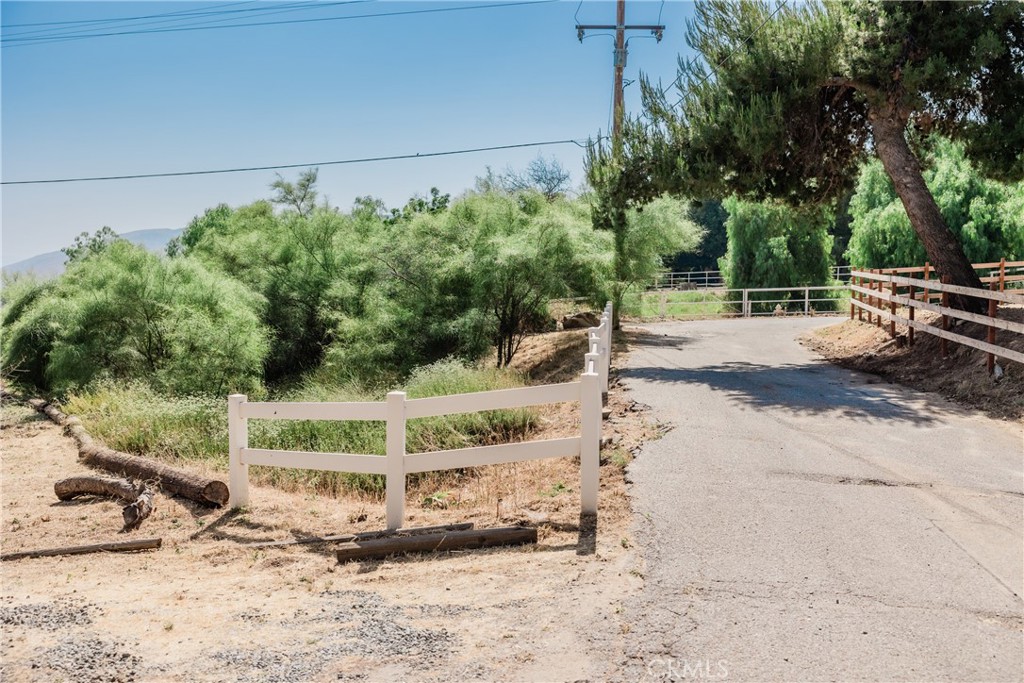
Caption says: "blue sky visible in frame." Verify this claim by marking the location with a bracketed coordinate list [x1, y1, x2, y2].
[1, 0, 698, 265]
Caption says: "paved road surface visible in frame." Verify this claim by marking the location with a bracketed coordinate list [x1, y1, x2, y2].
[615, 318, 1023, 682]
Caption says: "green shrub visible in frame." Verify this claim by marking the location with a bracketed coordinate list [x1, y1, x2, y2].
[2, 243, 268, 395]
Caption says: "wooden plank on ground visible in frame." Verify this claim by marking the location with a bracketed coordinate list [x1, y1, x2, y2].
[240, 522, 474, 548]
[1, 538, 162, 562]
[335, 526, 537, 563]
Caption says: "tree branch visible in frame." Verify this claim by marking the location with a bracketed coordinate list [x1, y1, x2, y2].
[821, 76, 880, 99]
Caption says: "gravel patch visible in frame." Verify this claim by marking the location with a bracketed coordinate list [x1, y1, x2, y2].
[37, 635, 142, 683]
[0, 597, 101, 631]
[212, 589, 457, 682]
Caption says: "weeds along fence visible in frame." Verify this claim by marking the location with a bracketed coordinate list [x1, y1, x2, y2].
[228, 303, 614, 529]
[850, 270, 1024, 374]
[636, 284, 850, 320]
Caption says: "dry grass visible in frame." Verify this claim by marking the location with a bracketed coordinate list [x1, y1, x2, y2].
[802, 304, 1024, 422]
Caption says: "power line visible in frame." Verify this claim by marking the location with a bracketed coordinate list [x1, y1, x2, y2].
[2, 0, 559, 47]
[4, 1, 369, 42]
[1, 139, 588, 186]
[2, 1, 259, 29]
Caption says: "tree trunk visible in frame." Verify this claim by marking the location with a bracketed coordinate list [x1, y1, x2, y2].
[611, 206, 629, 330]
[868, 107, 986, 313]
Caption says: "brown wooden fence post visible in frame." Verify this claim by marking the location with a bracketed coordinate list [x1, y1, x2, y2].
[907, 283, 915, 346]
[923, 262, 931, 303]
[940, 275, 950, 358]
[868, 271, 874, 324]
[857, 274, 863, 321]
[850, 274, 855, 320]
[987, 282, 998, 375]
[875, 269, 882, 328]
[889, 276, 897, 338]
[999, 258, 1006, 293]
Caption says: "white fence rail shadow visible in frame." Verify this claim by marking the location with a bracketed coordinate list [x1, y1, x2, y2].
[229, 303, 613, 530]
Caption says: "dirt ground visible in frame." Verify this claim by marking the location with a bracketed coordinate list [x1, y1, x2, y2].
[801, 305, 1024, 422]
[1, 330, 660, 682]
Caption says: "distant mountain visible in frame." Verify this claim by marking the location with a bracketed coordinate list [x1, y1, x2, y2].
[2, 228, 184, 280]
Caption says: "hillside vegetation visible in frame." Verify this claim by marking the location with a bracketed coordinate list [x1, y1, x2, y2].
[1, 169, 698, 496]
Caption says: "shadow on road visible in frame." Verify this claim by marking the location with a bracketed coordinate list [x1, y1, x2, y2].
[623, 361, 941, 425]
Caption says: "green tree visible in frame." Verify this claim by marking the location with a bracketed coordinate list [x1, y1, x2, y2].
[3, 242, 267, 394]
[720, 198, 834, 311]
[847, 137, 1024, 268]
[639, 0, 1023, 310]
[62, 226, 122, 264]
[330, 192, 604, 373]
[586, 138, 705, 327]
[385, 187, 451, 224]
[270, 168, 319, 217]
[181, 198, 367, 381]
[669, 199, 729, 272]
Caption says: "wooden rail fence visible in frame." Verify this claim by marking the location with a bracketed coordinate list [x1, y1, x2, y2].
[849, 269, 1024, 374]
[228, 303, 613, 529]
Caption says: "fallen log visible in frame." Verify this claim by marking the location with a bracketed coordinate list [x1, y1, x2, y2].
[54, 475, 156, 532]
[80, 446, 228, 507]
[335, 526, 536, 563]
[1, 538, 162, 562]
[55, 475, 141, 502]
[26, 399, 228, 508]
[241, 522, 475, 548]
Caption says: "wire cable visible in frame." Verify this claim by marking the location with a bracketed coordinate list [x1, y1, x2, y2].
[2, 1, 259, 30]
[2, 139, 587, 186]
[4, 1, 369, 42]
[2, 0, 559, 47]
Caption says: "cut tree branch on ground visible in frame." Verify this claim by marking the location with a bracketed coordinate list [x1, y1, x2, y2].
[54, 475, 156, 532]
[26, 397, 229, 507]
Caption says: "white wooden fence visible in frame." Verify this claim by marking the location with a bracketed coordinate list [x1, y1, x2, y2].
[651, 266, 852, 290]
[228, 303, 613, 529]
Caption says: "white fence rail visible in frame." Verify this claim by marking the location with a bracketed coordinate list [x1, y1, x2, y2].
[645, 284, 849, 319]
[651, 266, 851, 290]
[228, 303, 613, 529]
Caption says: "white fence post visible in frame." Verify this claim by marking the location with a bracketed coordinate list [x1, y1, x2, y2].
[385, 391, 407, 530]
[601, 302, 612, 392]
[580, 355, 602, 515]
[804, 287, 810, 315]
[228, 394, 249, 509]
[597, 330, 608, 394]
[742, 290, 750, 318]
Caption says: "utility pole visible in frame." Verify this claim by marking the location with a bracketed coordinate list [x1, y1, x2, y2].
[577, 0, 664, 146]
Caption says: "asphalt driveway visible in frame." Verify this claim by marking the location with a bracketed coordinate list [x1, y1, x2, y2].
[615, 317, 1023, 682]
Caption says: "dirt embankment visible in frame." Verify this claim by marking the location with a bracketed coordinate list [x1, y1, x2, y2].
[1, 329, 657, 683]
[802, 306, 1024, 422]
